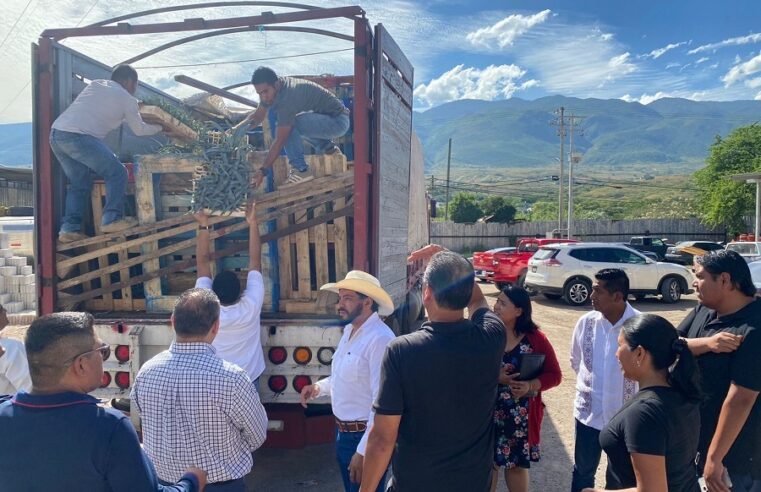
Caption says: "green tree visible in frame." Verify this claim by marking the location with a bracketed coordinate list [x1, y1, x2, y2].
[529, 201, 557, 221]
[481, 196, 517, 223]
[694, 125, 761, 233]
[449, 192, 483, 223]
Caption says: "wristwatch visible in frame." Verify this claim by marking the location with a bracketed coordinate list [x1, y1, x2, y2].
[199, 225, 213, 231]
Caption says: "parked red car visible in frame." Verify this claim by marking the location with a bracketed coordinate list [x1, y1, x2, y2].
[473, 247, 516, 281]
[488, 238, 578, 289]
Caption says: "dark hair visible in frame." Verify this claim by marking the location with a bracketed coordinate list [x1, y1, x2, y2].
[695, 250, 756, 297]
[595, 268, 630, 299]
[356, 293, 379, 313]
[251, 66, 278, 85]
[500, 285, 538, 334]
[173, 288, 220, 337]
[423, 251, 474, 310]
[212, 270, 242, 305]
[111, 64, 138, 83]
[622, 314, 702, 403]
[24, 312, 96, 388]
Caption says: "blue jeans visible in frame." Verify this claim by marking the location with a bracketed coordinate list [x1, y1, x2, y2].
[161, 477, 244, 491]
[50, 129, 127, 233]
[336, 430, 386, 492]
[571, 419, 603, 492]
[283, 112, 350, 171]
[729, 472, 761, 492]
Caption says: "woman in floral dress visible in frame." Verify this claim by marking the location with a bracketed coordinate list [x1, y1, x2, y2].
[491, 286, 562, 492]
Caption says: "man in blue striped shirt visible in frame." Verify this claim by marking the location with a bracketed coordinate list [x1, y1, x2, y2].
[132, 288, 268, 492]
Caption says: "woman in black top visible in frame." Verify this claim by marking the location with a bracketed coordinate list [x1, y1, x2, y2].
[583, 314, 702, 492]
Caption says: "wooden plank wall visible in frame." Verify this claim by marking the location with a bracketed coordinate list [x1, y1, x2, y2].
[430, 218, 730, 253]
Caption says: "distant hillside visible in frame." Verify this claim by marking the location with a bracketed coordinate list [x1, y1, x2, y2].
[0, 123, 32, 167]
[414, 96, 761, 170]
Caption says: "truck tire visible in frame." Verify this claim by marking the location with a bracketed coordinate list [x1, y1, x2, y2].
[543, 293, 562, 300]
[517, 271, 527, 288]
[660, 277, 682, 303]
[392, 285, 423, 335]
[495, 282, 508, 291]
[564, 278, 592, 306]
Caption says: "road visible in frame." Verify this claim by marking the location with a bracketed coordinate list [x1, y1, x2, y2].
[245, 283, 699, 491]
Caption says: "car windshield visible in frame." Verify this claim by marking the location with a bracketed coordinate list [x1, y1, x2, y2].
[533, 248, 557, 260]
[519, 243, 538, 253]
[727, 243, 760, 255]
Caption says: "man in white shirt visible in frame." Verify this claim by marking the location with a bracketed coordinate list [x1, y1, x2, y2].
[0, 303, 31, 396]
[300, 271, 395, 492]
[570, 268, 639, 492]
[194, 202, 265, 388]
[51, 64, 164, 243]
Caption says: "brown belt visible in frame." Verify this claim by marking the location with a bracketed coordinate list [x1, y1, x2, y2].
[336, 419, 367, 433]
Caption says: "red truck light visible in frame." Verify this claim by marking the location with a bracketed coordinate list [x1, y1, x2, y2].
[115, 372, 130, 389]
[114, 345, 130, 363]
[292, 375, 312, 393]
[101, 372, 112, 388]
[268, 376, 288, 393]
[269, 347, 287, 365]
[293, 347, 312, 365]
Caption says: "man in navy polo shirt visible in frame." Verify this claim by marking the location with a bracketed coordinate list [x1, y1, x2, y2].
[0, 312, 206, 492]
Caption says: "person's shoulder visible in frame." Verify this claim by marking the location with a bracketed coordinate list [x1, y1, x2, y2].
[0, 338, 25, 353]
[368, 316, 395, 340]
[576, 309, 600, 325]
[388, 329, 428, 352]
[625, 303, 642, 317]
[135, 349, 172, 373]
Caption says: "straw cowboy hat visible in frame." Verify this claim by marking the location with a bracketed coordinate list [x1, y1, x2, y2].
[320, 270, 395, 316]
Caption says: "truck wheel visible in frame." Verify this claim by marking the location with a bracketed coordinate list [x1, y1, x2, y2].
[660, 277, 682, 303]
[495, 282, 508, 291]
[564, 278, 591, 306]
[543, 293, 562, 300]
[517, 271, 527, 288]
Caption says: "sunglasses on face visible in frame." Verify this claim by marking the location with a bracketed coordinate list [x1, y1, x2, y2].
[66, 343, 110, 365]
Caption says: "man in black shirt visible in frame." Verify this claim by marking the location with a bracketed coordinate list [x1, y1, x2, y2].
[360, 250, 506, 492]
[678, 250, 761, 492]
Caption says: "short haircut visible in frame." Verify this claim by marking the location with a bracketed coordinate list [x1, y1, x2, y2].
[251, 66, 278, 85]
[595, 268, 630, 299]
[212, 270, 242, 305]
[356, 292, 379, 313]
[173, 288, 220, 337]
[696, 250, 756, 297]
[24, 312, 96, 388]
[423, 251, 475, 310]
[111, 64, 138, 84]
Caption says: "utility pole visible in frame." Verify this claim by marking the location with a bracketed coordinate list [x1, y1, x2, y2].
[444, 138, 452, 221]
[551, 107, 566, 235]
[567, 114, 584, 239]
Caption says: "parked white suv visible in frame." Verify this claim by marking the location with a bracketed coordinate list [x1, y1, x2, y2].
[525, 243, 694, 306]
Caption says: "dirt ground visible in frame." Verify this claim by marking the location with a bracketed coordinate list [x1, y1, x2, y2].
[1, 284, 699, 491]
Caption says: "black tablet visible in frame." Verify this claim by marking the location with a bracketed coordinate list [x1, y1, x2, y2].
[518, 353, 546, 381]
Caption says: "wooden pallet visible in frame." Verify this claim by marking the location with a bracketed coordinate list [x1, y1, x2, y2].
[139, 105, 198, 142]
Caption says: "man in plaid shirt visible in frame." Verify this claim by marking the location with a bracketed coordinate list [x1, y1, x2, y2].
[132, 288, 268, 491]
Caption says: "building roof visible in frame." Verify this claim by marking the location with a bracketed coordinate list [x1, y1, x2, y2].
[0, 165, 33, 184]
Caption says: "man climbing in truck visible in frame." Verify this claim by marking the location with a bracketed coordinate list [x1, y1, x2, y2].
[50, 64, 166, 243]
[233, 66, 351, 187]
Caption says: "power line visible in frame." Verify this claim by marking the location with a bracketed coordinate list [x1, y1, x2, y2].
[0, 0, 34, 51]
[75, 0, 101, 27]
[135, 47, 354, 70]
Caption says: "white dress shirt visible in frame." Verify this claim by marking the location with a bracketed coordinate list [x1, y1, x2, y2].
[316, 312, 395, 455]
[52, 79, 162, 139]
[570, 303, 640, 431]
[195, 271, 266, 381]
[0, 338, 32, 395]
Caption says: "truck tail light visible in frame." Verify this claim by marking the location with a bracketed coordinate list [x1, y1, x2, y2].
[115, 345, 130, 363]
[269, 347, 287, 365]
[317, 347, 334, 365]
[268, 375, 288, 393]
[115, 372, 130, 389]
[101, 372, 112, 388]
[293, 347, 312, 365]
[292, 375, 312, 393]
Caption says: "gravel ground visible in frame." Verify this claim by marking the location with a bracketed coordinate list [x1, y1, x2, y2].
[1, 284, 699, 492]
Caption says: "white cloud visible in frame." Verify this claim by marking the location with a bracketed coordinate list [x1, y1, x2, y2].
[600, 33, 613, 41]
[646, 41, 688, 59]
[466, 9, 551, 48]
[665, 62, 681, 69]
[695, 57, 710, 64]
[689, 32, 761, 54]
[620, 92, 673, 105]
[756, 91, 761, 101]
[722, 53, 761, 87]
[746, 77, 761, 89]
[413, 64, 532, 108]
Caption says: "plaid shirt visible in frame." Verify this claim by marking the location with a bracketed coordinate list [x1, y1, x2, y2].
[131, 342, 268, 483]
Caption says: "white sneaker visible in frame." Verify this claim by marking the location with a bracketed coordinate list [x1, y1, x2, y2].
[285, 168, 314, 185]
[101, 217, 138, 233]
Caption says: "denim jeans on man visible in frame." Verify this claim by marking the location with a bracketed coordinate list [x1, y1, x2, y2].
[283, 112, 350, 172]
[571, 419, 604, 492]
[336, 430, 386, 492]
[50, 128, 128, 233]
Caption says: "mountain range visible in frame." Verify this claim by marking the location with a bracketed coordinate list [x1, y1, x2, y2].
[413, 96, 761, 170]
[2, 96, 760, 170]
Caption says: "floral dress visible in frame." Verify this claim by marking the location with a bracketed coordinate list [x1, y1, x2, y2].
[493, 338, 541, 469]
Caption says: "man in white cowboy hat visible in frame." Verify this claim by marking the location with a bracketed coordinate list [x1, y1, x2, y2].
[300, 270, 395, 492]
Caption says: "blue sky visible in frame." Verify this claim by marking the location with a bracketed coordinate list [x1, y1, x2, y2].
[1, 0, 761, 123]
